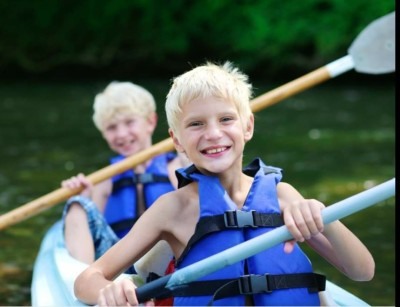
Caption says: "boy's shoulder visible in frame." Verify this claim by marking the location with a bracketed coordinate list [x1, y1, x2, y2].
[150, 183, 198, 222]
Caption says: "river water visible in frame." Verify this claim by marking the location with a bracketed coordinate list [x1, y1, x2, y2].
[0, 75, 395, 305]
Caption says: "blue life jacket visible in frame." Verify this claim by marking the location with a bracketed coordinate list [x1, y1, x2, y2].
[103, 152, 176, 238]
[172, 158, 324, 306]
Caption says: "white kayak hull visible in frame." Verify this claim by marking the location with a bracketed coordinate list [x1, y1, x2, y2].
[31, 220, 369, 306]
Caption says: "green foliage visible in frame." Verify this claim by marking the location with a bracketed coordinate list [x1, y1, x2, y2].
[0, 0, 395, 78]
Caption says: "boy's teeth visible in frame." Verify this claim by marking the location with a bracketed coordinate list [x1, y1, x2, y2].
[206, 147, 226, 154]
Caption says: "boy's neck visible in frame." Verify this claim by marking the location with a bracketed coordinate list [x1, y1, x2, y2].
[133, 161, 150, 173]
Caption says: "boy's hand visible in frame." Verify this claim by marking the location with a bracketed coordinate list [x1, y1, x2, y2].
[281, 199, 325, 253]
[97, 278, 154, 307]
[61, 173, 92, 198]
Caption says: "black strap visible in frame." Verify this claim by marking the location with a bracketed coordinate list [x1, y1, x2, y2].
[136, 173, 171, 184]
[109, 217, 139, 233]
[242, 159, 282, 177]
[171, 273, 326, 299]
[112, 174, 170, 193]
[176, 211, 283, 266]
[224, 210, 283, 228]
[176, 164, 198, 189]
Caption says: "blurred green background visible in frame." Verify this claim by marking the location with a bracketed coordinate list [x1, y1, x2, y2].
[0, 0, 395, 80]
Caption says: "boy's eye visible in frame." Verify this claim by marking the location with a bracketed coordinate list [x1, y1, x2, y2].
[221, 116, 233, 122]
[188, 121, 202, 127]
[105, 124, 116, 131]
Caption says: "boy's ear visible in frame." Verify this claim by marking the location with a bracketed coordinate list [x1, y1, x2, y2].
[169, 128, 184, 153]
[244, 114, 254, 142]
[147, 112, 158, 132]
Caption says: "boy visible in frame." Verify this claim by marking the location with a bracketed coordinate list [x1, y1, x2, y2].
[74, 62, 374, 306]
[62, 81, 188, 265]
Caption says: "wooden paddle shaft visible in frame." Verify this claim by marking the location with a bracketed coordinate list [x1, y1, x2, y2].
[250, 66, 331, 113]
[0, 66, 332, 230]
[0, 138, 174, 230]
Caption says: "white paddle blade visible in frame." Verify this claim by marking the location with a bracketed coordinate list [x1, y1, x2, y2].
[349, 11, 395, 74]
[134, 240, 174, 281]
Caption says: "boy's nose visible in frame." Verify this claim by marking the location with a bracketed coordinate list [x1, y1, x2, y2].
[204, 123, 222, 140]
[115, 125, 129, 137]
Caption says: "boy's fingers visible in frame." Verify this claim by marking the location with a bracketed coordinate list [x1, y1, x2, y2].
[283, 211, 304, 242]
[283, 240, 296, 254]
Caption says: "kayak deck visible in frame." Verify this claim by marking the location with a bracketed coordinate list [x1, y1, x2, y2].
[31, 220, 370, 306]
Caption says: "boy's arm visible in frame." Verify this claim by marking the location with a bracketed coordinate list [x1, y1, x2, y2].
[277, 182, 374, 281]
[306, 220, 375, 281]
[91, 179, 112, 212]
[74, 192, 175, 305]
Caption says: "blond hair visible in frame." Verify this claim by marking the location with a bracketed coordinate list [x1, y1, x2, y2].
[93, 81, 156, 131]
[165, 61, 253, 134]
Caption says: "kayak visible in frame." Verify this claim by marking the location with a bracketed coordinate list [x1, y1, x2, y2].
[31, 220, 370, 306]
[31, 220, 87, 306]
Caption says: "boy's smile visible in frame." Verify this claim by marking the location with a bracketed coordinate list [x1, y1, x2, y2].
[102, 113, 156, 157]
[201, 145, 229, 156]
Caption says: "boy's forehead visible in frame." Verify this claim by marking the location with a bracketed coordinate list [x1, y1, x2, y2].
[105, 112, 145, 124]
[186, 95, 235, 105]
[182, 96, 237, 113]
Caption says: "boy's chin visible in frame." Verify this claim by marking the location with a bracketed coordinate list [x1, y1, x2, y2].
[117, 146, 142, 157]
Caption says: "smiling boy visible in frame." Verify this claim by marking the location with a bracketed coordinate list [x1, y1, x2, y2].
[74, 62, 374, 306]
[62, 81, 187, 265]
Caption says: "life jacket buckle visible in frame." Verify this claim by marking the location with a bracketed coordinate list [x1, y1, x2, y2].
[224, 210, 257, 228]
[135, 173, 155, 184]
[238, 274, 272, 295]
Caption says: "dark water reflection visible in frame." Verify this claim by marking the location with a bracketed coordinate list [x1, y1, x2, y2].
[0, 77, 395, 305]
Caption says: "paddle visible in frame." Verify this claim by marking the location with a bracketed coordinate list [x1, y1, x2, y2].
[136, 178, 395, 302]
[0, 11, 394, 231]
[249, 11, 394, 113]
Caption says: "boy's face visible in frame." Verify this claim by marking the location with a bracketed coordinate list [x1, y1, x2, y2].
[101, 112, 157, 157]
[170, 96, 253, 175]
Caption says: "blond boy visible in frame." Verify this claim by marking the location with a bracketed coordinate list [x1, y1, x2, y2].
[74, 63, 374, 306]
[62, 81, 187, 266]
